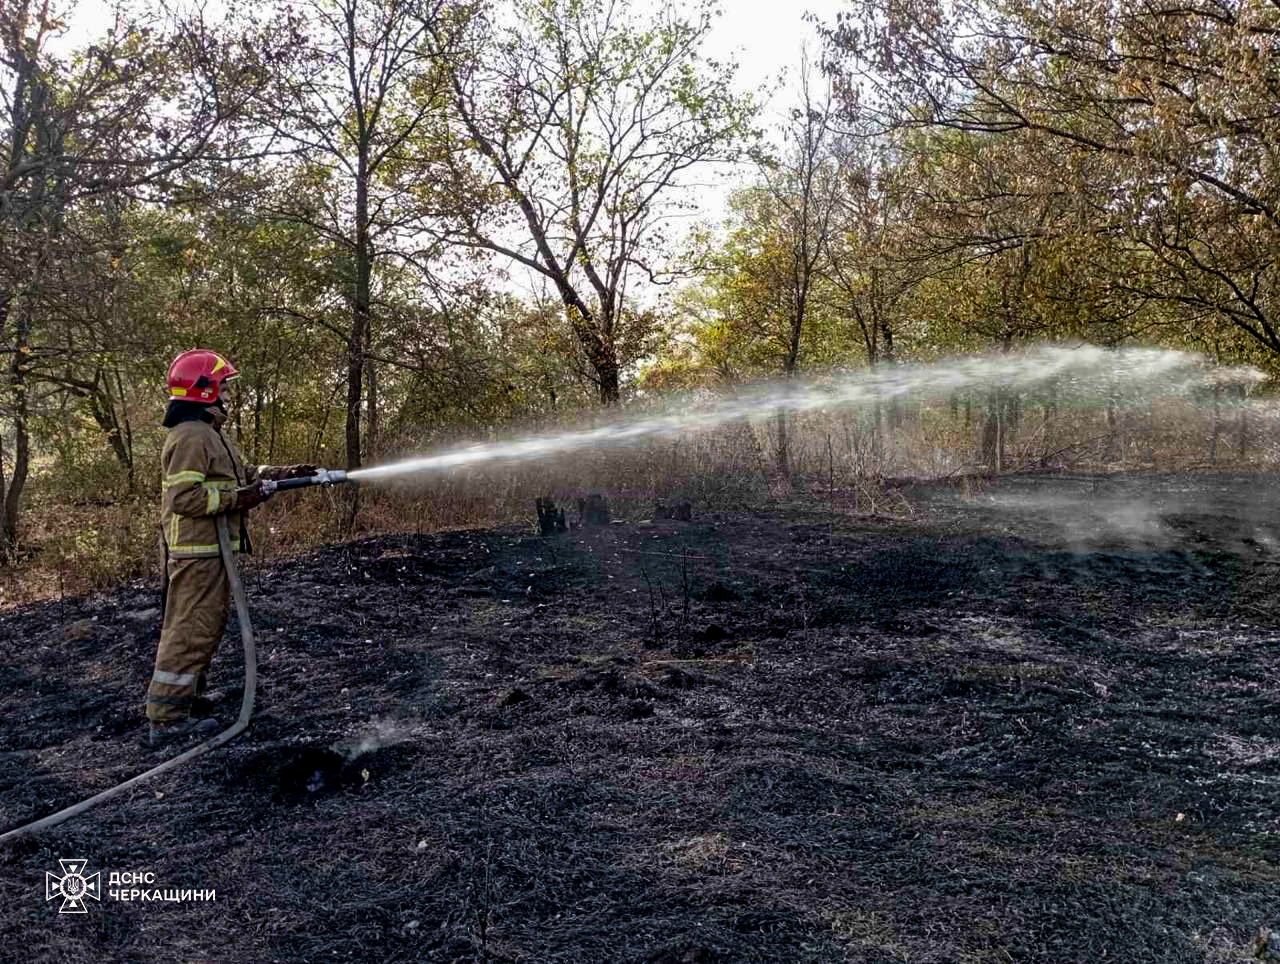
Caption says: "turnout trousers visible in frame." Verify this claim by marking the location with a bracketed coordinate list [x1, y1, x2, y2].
[145, 557, 230, 723]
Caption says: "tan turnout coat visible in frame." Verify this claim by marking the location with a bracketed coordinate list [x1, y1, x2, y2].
[149, 417, 272, 722]
[160, 419, 259, 558]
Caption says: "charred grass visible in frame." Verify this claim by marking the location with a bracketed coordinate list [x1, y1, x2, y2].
[1, 472, 1278, 962]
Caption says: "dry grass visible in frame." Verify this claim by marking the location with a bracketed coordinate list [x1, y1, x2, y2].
[3, 394, 1276, 609]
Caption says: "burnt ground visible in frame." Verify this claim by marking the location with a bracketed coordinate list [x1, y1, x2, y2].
[1, 471, 1278, 963]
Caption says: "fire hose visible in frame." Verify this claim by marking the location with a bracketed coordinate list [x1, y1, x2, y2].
[0, 470, 350, 844]
[261, 467, 348, 496]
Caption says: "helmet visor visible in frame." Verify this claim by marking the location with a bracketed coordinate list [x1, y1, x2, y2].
[219, 375, 240, 407]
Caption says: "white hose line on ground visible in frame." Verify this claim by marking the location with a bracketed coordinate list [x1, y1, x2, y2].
[0, 516, 257, 844]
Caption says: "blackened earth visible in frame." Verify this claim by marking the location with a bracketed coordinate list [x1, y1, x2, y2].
[1, 472, 1278, 962]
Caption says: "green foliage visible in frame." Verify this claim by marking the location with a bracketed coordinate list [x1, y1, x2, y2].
[5, 0, 1280, 591]
[426, 0, 758, 403]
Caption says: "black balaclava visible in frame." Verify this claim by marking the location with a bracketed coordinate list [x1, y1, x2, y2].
[162, 399, 216, 428]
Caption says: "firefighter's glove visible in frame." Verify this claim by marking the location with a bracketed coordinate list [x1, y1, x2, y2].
[233, 480, 273, 511]
[261, 464, 318, 481]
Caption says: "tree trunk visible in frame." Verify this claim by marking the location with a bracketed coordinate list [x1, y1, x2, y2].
[1040, 384, 1057, 467]
[0, 293, 9, 555]
[1209, 384, 1221, 464]
[596, 352, 620, 405]
[980, 391, 1001, 471]
[776, 340, 802, 479]
[112, 365, 134, 486]
[1005, 392, 1021, 433]
[594, 300, 621, 405]
[252, 381, 263, 464]
[364, 308, 379, 458]
[3, 298, 32, 551]
[0, 431, 7, 559]
[557, 287, 619, 405]
[269, 395, 279, 463]
[879, 323, 903, 429]
[85, 389, 132, 481]
[347, 165, 371, 471]
[775, 409, 790, 479]
[1105, 400, 1122, 463]
[366, 351, 379, 459]
[1236, 385, 1249, 460]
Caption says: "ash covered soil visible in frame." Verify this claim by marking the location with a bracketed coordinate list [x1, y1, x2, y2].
[2, 472, 1279, 963]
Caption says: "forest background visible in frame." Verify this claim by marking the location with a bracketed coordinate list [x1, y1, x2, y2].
[4, 0, 1279, 601]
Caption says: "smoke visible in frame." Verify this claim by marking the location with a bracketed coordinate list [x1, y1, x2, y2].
[332, 718, 411, 761]
[961, 474, 1280, 556]
[348, 344, 1263, 484]
[975, 484, 1176, 550]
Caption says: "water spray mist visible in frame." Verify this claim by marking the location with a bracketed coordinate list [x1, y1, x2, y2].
[341, 345, 1262, 485]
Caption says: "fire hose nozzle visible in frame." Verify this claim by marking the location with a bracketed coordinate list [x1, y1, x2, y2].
[263, 467, 354, 495]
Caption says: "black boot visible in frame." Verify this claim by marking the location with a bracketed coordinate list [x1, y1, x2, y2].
[148, 716, 220, 748]
[190, 692, 224, 718]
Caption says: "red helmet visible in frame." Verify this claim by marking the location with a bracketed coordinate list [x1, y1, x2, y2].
[167, 349, 239, 403]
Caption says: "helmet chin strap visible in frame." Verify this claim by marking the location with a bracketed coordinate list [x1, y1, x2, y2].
[208, 398, 229, 427]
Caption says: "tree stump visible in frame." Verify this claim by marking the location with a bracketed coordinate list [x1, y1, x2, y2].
[535, 497, 566, 535]
[655, 501, 693, 522]
[577, 493, 611, 527]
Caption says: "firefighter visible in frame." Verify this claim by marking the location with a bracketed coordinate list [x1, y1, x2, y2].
[147, 350, 316, 746]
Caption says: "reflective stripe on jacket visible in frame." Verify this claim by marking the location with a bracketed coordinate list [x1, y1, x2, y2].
[160, 419, 259, 559]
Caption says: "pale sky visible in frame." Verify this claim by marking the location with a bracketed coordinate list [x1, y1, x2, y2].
[697, 0, 851, 230]
[50, 0, 848, 300]
[52, 0, 849, 204]
[707, 0, 848, 121]
[54, 0, 847, 105]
